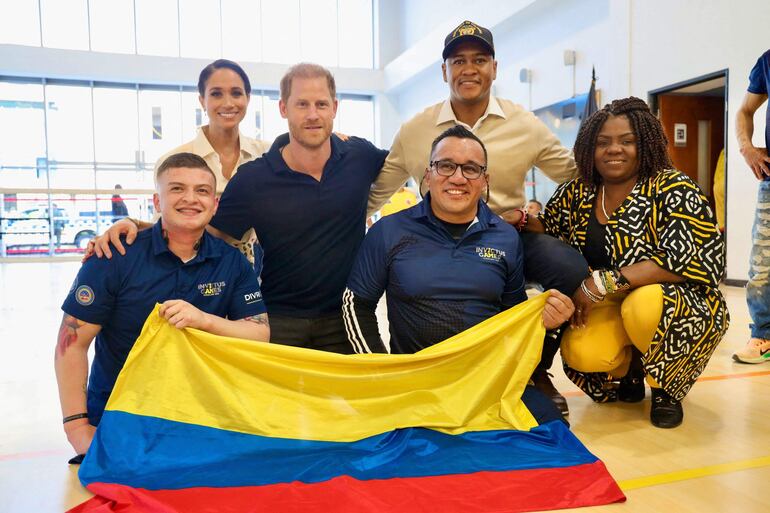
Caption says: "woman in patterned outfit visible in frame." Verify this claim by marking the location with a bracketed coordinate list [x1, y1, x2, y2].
[525, 97, 729, 428]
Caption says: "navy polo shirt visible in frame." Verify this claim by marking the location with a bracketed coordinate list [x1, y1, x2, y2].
[748, 49, 770, 180]
[347, 195, 527, 354]
[61, 222, 265, 425]
[210, 134, 388, 317]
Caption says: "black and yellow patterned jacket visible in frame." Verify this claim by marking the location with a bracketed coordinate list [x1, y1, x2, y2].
[540, 169, 729, 401]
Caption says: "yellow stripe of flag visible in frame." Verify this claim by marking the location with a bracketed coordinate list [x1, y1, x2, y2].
[106, 297, 547, 442]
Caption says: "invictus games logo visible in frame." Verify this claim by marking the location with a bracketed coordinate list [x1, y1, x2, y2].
[476, 246, 506, 262]
[198, 281, 226, 297]
[454, 21, 483, 37]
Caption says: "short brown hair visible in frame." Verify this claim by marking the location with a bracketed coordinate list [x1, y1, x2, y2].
[279, 63, 336, 103]
[156, 152, 216, 188]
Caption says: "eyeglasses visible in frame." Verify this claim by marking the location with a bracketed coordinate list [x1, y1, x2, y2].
[430, 160, 486, 180]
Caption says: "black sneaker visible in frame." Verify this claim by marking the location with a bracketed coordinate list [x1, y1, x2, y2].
[618, 350, 645, 403]
[650, 388, 683, 428]
[532, 368, 569, 417]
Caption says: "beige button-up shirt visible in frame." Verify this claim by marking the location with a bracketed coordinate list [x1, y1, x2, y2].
[368, 97, 577, 217]
[154, 127, 270, 194]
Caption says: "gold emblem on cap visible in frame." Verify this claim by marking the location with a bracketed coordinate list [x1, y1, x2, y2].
[454, 21, 483, 37]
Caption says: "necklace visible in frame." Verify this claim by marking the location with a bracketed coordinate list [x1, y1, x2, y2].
[600, 185, 611, 220]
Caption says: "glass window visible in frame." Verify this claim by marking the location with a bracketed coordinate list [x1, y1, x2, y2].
[93, 86, 138, 164]
[138, 89, 183, 167]
[44, 83, 95, 189]
[243, 92, 263, 141]
[135, 0, 180, 57]
[0, 81, 48, 189]
[337, 97, 374, 142]
[181, 91, 203, 142]
[95, 163, 151, 191]
[4, 79, 369, 259]
[2, 193, 60, 255]
[54, 193, 102, 253]
[221, 0, 262, 63]
[96, 192, 155, 224]
[0, 192, 154, 257]
[40, 0, 89, 51]
[299, 0, 338, 67]
[338, 0, 373, 68]
[89, 0, 136, 54]
[93, 86, 148, 190]
[179, 0, 221, 59]
[0, 0, 41, 46]
[261, 93, 284, 143]
[261, 0, 300, 64]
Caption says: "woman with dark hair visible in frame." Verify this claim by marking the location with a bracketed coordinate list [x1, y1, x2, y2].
[89, 59, 267, 262]
[163, 58, 264, 192]
[524, 97, 729, 428]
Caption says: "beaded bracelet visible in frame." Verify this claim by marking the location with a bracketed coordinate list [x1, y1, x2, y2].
[593, 268, 631, 295]
[600, 270, 616, 294]
[592, 270, 608, 295]
[614, 269, 631, 292]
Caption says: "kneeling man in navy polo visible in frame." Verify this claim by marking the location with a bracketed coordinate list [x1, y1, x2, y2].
[54, 152, 270, 459]
[343, 126, 574, 417]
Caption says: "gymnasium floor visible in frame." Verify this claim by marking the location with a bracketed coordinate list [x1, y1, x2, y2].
[0, 262, 767, 512]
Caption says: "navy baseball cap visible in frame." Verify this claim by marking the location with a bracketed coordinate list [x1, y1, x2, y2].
[442, 20, 495, 60]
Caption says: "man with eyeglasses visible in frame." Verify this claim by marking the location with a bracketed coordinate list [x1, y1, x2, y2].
[366, 20, 586, 414]
[343, 126, 574, 363]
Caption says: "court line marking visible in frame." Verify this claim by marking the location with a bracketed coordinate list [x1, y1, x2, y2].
[698, 369, 770, 381]
[618, 455, 770, 491]
[560, 369, 770, 397]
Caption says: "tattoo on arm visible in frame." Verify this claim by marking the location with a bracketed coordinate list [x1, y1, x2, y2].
[245, 313, 269, 327]
[56, 314, 85, 357]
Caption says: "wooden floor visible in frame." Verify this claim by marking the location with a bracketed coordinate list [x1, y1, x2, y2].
[1, 262, 768, 512]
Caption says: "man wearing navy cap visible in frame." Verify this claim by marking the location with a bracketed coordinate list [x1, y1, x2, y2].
[367, 20, 587, 414]
[344, 126, 574, 419]
[55, 153, 269, 458]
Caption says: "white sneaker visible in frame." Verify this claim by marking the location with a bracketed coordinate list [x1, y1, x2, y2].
[732, 338, 770, 364]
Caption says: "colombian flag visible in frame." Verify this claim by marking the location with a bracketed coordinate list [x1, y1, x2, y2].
[70, 295, 625, 512]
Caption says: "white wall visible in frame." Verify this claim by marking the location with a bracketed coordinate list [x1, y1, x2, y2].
[628, 0, 769, 282]
[382, 0, 770, 281]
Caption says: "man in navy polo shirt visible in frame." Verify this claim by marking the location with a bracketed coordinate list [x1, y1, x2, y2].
[343, 126, 574, 358]
[54, 153, 269, 458]
[208, 63, 388, 353]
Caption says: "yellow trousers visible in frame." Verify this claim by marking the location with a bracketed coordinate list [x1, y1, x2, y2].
[561, 285, 663, 386]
